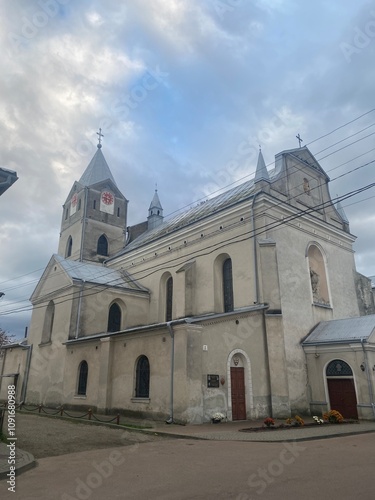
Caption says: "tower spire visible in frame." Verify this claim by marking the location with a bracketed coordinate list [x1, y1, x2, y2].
[254, 148, 270, 183]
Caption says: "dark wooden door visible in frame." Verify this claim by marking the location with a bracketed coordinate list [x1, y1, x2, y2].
[231, 367, 246, 420]
[327, 379, 358, 419]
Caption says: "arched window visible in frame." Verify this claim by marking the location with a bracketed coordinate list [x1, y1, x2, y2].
[307, 244, 330, 306]
[107, 303, 121, 332]
[326, 359, 353, 376]
[135, 356, 150, 398]
[97, 235, 108, 256]
[166, 276, 173, 321]
[223, 258, 234, 312]
[41, 300, 55, 344]
[77, 361, 88, 395]
[66, 236, 73, 258]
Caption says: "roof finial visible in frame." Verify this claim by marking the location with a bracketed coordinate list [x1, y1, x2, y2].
[296, 133, 303, 148]
[155, 182, 158, 192]
[259, 144, 261, 152]
[97, 127, 104, 149]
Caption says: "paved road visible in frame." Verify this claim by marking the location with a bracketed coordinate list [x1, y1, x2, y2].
[4, 433, 374, 500]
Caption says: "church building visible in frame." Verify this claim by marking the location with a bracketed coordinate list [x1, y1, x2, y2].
[1, 137, 375, 423]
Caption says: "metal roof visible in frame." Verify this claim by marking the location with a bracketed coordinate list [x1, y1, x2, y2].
[0, 167, 18, 196]
[112, 177, 257, 257]
[302, 315, 375, 345]
[54, 255, 148, 292]
[79, 147, 117, 187]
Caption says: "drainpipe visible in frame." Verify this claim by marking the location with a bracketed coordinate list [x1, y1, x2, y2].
[360, 338, 375, 419]
[20, 344, 33, 404]
[251, 191, 262, 304]
[75, 280, 85, 339]
[166, 322, 175, 424]
[0, 347, 6, 394]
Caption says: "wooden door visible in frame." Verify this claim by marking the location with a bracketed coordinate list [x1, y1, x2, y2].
[327, 379, 358, 419]
[231, 367, 246, 420]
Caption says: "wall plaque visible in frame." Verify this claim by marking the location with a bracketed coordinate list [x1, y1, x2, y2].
[207, 374, 220, 388]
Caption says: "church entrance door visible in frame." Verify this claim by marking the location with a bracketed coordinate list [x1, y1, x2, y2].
[327, 379, 358, 419]
[230, 367, 246, 420]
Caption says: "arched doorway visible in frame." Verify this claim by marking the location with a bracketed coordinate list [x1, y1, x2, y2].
[326, 359, 358, 419]
[227, 350, 253, 421]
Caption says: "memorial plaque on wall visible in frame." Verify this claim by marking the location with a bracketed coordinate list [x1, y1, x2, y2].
[207, 374, 220, 388]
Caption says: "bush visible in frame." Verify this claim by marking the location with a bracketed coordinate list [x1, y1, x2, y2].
[263, 417, 275, 427]
[323, 410, 344, 423]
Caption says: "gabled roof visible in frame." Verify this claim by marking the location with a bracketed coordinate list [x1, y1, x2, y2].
[108, 146, 334, 259]
[31, 255, 149, 302]
[54, 255, 148, 291]
[79, 147, 117, 187]
[302, 315, 375, 345]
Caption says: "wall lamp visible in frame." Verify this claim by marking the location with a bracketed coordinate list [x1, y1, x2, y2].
[360, 363, 365, 372]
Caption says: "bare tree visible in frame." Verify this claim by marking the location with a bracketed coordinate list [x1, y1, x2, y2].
[0, 328, 16, 348]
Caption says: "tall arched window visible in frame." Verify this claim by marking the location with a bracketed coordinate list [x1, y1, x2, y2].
[135, 356, 150, 398]
[66, 236, 73, 258]
[97, 235, 108, 256]
[223, 258, 234, 312]
[107, 303, 121, 332]
[166, 277, 173, 321]
[77, 361, 88, 396]
[41, 300, 55, 344]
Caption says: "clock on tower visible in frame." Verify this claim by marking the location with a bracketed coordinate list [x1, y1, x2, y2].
[100, 190, 115, 214]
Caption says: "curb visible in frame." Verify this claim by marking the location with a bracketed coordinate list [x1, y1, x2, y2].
[0, 444, 36, 481]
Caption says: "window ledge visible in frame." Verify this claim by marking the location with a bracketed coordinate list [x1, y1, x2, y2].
[312, 302, 332, 310]
[38, 341, 52, 347]
[74, 395, 87, 399]
[131, 398, 150, 403]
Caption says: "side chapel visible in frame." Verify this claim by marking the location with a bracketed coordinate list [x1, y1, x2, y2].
[1, 138, 375, 423]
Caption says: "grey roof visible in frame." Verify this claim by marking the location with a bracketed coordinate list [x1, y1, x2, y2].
[149, 189, 163, 210]
[0, 167, 18, 196]
[254, 150, 270, 182]
[302, 315, 375, 345]
[112, 177, 257, 256]
[54, 254, 148, 292]
[79, 147, 117, 187]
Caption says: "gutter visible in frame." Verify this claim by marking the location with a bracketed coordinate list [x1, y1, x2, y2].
[360, 338, 375, 419]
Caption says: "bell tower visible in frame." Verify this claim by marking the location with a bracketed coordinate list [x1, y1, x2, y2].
[58, 131, 128, 263]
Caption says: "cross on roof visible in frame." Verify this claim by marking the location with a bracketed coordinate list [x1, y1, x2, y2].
[296, 133, 303, 148]
[96, 128, 104, 148]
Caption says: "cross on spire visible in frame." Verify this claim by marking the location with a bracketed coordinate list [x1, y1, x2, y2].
[296, 133, 303, 148]
[97, 128, 104, 148]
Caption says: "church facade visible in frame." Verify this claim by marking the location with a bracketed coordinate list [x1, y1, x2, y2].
[1, 141, 375, 423]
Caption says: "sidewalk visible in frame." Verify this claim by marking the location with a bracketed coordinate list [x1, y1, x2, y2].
[1, 416, 375, 480]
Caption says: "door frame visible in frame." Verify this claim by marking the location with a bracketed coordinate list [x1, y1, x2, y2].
[227, 349, 253, 421]
[323, 359, 359, 417]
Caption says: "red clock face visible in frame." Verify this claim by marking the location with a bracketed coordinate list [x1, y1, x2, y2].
[71, 194, 78, 207]
[101, 191, 114, 205]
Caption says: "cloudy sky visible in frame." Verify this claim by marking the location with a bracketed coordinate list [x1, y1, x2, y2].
[1, 0, 375, 338]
